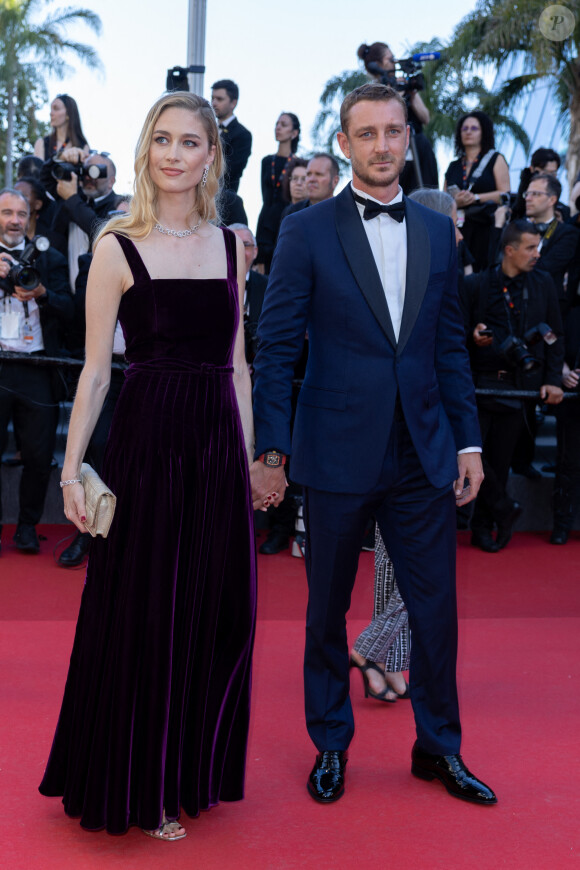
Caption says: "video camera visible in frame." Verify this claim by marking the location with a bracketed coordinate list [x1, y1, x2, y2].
[0, 236, 50, 293]
[366, 52, 440, 99]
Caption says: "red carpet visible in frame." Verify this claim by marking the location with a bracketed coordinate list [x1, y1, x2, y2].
[1, 525, 579, 868]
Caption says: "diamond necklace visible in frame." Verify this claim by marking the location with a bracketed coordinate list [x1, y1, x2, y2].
[154, 220, 202, 238]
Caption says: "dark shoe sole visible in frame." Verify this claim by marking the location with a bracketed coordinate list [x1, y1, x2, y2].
[306, 781, 345, 803]
[411, 764, 497, 805]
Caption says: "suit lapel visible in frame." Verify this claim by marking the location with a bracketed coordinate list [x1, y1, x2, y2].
[397, 197, 431, 356]
[335, 186, 397, 348]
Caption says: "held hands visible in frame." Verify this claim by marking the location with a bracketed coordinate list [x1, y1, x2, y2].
[249, 460, 287, 511]
[62, 482, 88, 533]
[454, 452, 484, 507]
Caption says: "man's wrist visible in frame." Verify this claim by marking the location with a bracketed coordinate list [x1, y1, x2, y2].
[257, 449, 287, 468]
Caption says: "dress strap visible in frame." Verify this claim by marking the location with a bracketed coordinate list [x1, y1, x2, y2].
[112, 233, 151, 285]
[221, 226, 238, 283]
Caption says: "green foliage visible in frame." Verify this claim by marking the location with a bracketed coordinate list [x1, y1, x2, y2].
[0, 0, 102, 183]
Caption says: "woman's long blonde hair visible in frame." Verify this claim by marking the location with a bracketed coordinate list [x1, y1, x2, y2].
[95, 91, 224, 245]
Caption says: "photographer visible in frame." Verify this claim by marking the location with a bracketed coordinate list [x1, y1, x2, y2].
[0, 188, 72, 554]
[513, 148, 569, 222]
[358, 41, 438, 192]
[462, 219, 564, 552]
[48, 151, 118, 287]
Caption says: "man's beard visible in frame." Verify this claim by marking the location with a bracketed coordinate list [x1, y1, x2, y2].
[351, 152, 406, 188]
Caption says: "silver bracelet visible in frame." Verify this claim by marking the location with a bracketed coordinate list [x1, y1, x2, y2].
[60, 478, 82, 488]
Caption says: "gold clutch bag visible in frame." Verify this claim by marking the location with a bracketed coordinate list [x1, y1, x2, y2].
[81, 463, 116, 538]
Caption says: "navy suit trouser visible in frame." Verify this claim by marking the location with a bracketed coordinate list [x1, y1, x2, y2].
[302, 412, 461, 756]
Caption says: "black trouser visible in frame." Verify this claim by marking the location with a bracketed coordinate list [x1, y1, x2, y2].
[471, 398, 524, 532]
[0, 361, 58, 525]
[553, 397, 580, 531]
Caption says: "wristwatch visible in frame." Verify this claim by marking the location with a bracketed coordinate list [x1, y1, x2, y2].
[474, 194, 481, 203]
[257, 450, 287, 468]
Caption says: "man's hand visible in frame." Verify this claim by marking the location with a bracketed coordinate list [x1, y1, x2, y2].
[454, 452, 484, 506]
[0, 253, 16, 279]
[249, 460, 287, 511]
[60, 147, 85, 164]
[562, 362, 580, 390]
[540, 384, 564, 405]
[56, 173, 79, 201]
[473, 322, 493, 347]
[13, 283, 47, 303]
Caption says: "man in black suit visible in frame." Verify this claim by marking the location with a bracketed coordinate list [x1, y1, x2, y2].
[228, 223, 267, 362]
[212, 79, 252, 193]
[464, 220, 564, 551]
[281, 153, 340, 220]
[0, 188, 72, 554]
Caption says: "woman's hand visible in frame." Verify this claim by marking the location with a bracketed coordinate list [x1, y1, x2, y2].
[63, 482, 88, 533]
[455, 190, 476, 208]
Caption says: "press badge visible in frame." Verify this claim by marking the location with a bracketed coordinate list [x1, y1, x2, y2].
[22, 319, 34, 343]
[0, 301, 23, 340]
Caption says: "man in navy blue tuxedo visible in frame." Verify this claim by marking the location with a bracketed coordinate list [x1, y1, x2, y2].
[251, 84, 497, 805]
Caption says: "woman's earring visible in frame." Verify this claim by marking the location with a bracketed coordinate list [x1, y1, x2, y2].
[201, 165, 209, 187]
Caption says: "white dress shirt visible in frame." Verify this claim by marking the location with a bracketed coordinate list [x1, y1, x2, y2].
[352, 183, 406, 340]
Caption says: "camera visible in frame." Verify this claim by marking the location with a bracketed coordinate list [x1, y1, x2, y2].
[367, 58, 425, 98]
[1, 236, 50, 293]
[499, 322, 556, 372]
[499, 192, 517, 209]
[50, 158, 108, 183]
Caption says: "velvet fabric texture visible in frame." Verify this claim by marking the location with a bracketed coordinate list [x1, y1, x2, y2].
[39, 229, 257, 834]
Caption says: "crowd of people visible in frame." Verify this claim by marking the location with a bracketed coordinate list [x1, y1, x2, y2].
[0, 42, 574, 842]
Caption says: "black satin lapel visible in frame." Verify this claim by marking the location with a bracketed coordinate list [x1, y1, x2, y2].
[334, 187, 397, 348]
[397, 198, 431, 356]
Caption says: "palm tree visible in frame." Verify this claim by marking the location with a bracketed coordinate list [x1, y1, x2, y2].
[312, 37, 529, 176]
[0, 0, 102, 185]
[446, 0, 580, 188]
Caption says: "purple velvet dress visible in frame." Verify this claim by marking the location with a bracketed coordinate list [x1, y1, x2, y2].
[39, 228, 257, 834]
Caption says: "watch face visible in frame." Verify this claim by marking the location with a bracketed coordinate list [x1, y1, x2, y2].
[265, 453, 281, 467]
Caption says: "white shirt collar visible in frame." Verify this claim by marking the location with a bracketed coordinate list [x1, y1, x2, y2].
[351, 182, 403, 207]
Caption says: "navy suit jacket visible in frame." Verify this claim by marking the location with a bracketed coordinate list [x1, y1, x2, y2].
[253, 185, 481, 493]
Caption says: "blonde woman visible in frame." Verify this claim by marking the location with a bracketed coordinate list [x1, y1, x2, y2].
[39, 92, 258, 840]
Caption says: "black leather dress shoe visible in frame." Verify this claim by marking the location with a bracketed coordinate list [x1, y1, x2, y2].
[13, 523, 40, 554]
[307, 751, 347, 803]
[470, 530, 499, 553]
[58, 531, 92, 567]
[512, 463, 542, 480]
[550, 527, 569, 545]
[259, 530, 290, 555]
[496, 501, 522, 550]
[411, 742, 497, 804]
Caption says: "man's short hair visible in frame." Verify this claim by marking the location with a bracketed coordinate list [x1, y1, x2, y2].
[0, 187, 30, 211]
[16, 176, 47, 205]
[532, 172, 561, 202]
[228, 222, 256, 245]
[211, 79, 239, 101]
[340, 83, 407, 134]
[409, 188, 455, 218]
[531, 147, 560, 170]
[17, 155, 44, 179]
[309, 152, 340, 179]
[501, 219, 539, 251]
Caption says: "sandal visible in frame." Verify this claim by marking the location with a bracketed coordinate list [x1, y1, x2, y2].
[349, 656, 397, 703]
[142, 812, 187, 841]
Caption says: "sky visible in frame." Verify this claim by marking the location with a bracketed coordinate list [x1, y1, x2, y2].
[36, 0, 479, 227]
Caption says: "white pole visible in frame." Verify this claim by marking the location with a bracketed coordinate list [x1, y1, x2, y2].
[187, 0, 207, 96]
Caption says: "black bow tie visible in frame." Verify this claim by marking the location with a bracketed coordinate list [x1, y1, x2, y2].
[353, 193, 405, 222]
[219, 123, 228, 133]
[0, 247, 22, 259]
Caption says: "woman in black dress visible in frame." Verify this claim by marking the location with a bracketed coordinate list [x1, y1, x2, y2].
[255, 112, 300, 273]
[444, 110, 510, 272]
[33, 93, 90, 161]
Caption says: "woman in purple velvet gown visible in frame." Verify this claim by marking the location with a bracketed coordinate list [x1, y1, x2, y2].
[39, 92, 258, 840]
